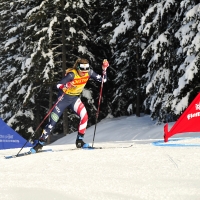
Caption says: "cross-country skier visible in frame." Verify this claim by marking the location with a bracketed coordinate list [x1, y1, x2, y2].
[30, 58, 109, 153]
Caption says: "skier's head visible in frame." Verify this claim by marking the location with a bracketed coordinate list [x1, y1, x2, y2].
[74, 58, 90, 76]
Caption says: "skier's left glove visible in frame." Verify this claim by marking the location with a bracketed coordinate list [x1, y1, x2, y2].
[102, 59, 109, 75]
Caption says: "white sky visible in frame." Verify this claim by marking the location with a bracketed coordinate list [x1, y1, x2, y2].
[1, 114, 200, 200]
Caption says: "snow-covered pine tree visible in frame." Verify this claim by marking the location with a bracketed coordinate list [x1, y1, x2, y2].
[106, 0, 149, 117]
[2, 0, 199, 134]
[22, 0, 66, 139]
[0, 1, 36, 139]
[92, 0, 114, 60]
[139, 0, 182, 123]
[110, 0, 138, 116]
[0, 0, 106, 139]
[140, 0, 200, 123]
[87, 0, 114, 122]
[170, 1, 200, 119]
[0, 1, 11, 119]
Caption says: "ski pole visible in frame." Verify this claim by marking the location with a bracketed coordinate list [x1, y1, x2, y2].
[92, 73, 105, 147]
[16, 93, 64, 156]
[92, 59, 109, 147]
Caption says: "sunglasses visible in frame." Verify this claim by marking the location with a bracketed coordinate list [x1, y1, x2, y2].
[78, 64, 90, 71]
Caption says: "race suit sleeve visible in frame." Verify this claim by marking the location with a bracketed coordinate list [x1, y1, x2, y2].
[89, 69, 107, 83]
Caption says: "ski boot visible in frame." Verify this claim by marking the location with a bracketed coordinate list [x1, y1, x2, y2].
[76, 133, 90, 148]
[30, 137, 46, 153]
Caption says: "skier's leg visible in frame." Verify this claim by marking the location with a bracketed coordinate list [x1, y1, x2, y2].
[31, 94, 69, 153]
[73, 98, 88, 134]
[71, 98, 89, 148]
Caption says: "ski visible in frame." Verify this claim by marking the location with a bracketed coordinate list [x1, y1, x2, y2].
[4, 149, 53, 159]
[51, 144, 133, 152]
[52, 146, 103, 152]
[4, 145, 133, 159]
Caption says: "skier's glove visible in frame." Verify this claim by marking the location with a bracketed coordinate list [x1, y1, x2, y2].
[102, 59, 109, 75]
[57, 82, 76, 93]
[66, 82, 76, 88]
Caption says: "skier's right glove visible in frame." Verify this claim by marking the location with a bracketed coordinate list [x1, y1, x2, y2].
[57, 82, 76, 93]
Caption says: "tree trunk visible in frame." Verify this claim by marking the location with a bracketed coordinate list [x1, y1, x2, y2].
[135, 3, 140, 117]
[61, 0, 68, 135]
[47, 85, 53, 144]
[136, 42, 140, 117]
[35, 98, 41, 139]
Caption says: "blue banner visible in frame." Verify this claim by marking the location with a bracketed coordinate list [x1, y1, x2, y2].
[0, 118, 32, 150]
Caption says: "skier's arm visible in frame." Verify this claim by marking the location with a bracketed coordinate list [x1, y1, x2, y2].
[89, 59, 109, 82]
[56, 72, 75, 91]
[89, 70, 107, 82]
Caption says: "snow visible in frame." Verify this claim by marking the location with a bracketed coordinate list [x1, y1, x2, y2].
[69, 27, 76, 35]
[48, 17, 57, 41]
[4, 37, 18, 48]
[78, 45, 87, 54]
[1, 114, 200, 200]
[110, 10, 136, 44]
[82, 89, 93, 103]
[26, 6, 40, 18]
[102, 22, 112, 28]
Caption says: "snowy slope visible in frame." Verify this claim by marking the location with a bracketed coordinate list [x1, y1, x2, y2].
[1, 114, 200, 200]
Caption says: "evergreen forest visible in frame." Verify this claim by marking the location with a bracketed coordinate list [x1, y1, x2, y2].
[0, 0, 199, 142]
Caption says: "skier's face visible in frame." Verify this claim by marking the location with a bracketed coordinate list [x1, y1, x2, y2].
[77, 63, 89, 76]
[77, 70, 88, 77]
